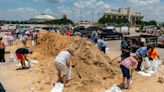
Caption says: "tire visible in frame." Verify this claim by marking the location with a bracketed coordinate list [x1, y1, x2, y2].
[118, 35, 121, 40]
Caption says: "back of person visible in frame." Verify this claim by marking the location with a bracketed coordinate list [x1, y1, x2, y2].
[148, 48, 159, 60]
[97, 39, 107, 48]
[16, 48, 29, 54]
[135, 47, 147, 58]
[120, 56, 137, 70]
[121, 42, 131, 60]
[55, 51, 71, 65]
[66, 31, 71, 36]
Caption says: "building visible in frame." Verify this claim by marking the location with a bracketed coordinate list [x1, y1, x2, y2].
[104, 7, 144, 26]
[30, 14, 55, 22]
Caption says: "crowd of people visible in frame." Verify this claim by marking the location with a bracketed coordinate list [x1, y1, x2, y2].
[0, 27, 162, 90]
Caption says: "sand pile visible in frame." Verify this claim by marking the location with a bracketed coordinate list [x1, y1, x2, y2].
[28, 30, 119, 92]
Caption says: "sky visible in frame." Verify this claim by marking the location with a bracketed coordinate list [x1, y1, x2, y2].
[0, 0, 164, 22]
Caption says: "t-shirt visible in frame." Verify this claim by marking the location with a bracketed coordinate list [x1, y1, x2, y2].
[55, 51, 71, 65]
[120, 56, 137, 70]
[97, 39, 107, 48]
[16, 48, 30, 54]
[121, 42, 131, 57]
[22, 35, 29, 42]
[148, 49, 159, 60]
[135, 47, 148, 58]
[66, 31, 71, 36]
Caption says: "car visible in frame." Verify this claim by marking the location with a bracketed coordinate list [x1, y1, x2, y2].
[98, 29, 123, 40]
[73, 26, 99, 37]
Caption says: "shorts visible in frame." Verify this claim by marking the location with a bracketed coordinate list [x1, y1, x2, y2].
[55, 62, 69, 77]
[120, 65, 130, 80]
[16, 53, 24, 60]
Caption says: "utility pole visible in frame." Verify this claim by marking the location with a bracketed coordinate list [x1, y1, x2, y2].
[72, 9, 75, 23]
[80, 9, 82, 22]
[91, 11, 94, 24]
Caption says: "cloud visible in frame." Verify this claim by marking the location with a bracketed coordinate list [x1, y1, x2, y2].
[0, 7, 55, 20]
[128, 0, 160, 6]
[43, 0, 66, 3]
[8, 7, 39, 14]
[74, 0, 110, 10]
[42, 8, 53, 15]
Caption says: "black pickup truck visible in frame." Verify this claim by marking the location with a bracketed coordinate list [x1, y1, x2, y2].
[98, 29, 123, 40]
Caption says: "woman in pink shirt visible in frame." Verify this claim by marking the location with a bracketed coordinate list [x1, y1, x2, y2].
[120, 55, 138, 89]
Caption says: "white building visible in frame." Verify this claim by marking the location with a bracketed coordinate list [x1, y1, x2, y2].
[104, 7, 144, 26]
[30, 14, 55, 22]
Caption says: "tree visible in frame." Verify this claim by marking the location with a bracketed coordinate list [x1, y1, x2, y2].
[148, 20, 157, 26]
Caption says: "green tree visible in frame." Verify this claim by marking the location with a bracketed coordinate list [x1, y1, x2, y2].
[148, 20, 157, 26]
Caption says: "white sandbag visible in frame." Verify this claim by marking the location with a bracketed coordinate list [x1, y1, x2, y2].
[140, 57, 152, 71]
[105, 85, 122, 92]
[15, 60, 39, 68]
[10, 54, 18, 62]
[50, 82, 64, 92]
[151, 58, 160, 72]
[138, 71, 152, 77]
[106, 47, 109, 53]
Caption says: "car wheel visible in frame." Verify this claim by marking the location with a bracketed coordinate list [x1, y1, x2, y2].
[118, 35, 121, 40]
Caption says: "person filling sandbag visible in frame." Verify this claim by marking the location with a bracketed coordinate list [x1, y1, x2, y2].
[15, 47, 33, 69]
[120, 55, 138, 89]
[148, 45, 161, 71]
[135, 45, 152, 71]
[54, 49, 73, 87]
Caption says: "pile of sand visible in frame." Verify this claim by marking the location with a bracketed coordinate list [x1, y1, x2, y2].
[15, 30, 119, 92]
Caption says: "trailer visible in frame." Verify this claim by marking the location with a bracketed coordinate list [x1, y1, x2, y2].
[122, 34, 158, 52]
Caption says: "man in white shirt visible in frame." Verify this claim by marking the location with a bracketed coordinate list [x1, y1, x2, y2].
[54, 49, 73, 86]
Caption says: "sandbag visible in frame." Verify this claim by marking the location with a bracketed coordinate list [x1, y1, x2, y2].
[105, 85, 122, 92]
[140, 57, 152, 71]
[151, 58, 161, 72]
[10, 54, 18, 62]
[50, 82, 64, 92]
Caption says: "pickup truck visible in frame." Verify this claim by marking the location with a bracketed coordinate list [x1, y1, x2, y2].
[98, 29, 123, 40]
[120, 26, 130, 35]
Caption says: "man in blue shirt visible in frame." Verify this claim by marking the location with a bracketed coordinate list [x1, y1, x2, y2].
[90, 33, 97, 43]
[135, 46, 152, 71]
[96, 38, 107, 53]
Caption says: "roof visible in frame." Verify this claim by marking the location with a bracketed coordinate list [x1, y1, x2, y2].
[31, 14, 55, 20]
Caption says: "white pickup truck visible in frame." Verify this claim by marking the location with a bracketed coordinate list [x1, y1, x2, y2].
[120, 26, 130, 35]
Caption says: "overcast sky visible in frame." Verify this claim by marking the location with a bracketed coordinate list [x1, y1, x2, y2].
[0, 0, 163, 22]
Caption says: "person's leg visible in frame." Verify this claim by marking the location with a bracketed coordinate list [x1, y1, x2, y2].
[101, 47, 106, 53]
[20, 60, 24, 69]
[57, 71, 62, 83]
[2, 49, 5, 62]
[136, 57, 142, 71]
[120, 65, 126, 86]
[125, 69, 131, 89]
[0, 49, 2, 62]
[63, 75, 67, 86]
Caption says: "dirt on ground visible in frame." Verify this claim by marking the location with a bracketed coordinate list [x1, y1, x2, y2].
[6, 30, 119, 92]
[1, 30, 164, 92]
